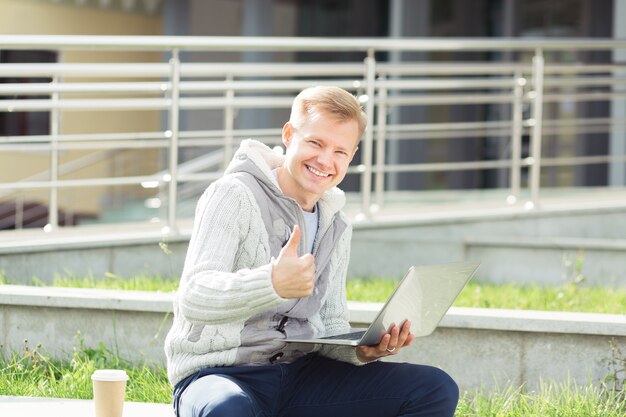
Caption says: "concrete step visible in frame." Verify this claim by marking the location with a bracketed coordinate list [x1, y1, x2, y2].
[1, 192, 625, 285]
[1, 285, 624, 393]
[349, 203, 626, 285]
[464, 236, 626, 286]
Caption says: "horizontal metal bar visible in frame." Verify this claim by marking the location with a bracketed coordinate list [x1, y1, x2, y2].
[376, 62, 530, 75]
[8, 125, 622, 152]
[178, 137, 281, 148]
[386, 128, 517, 141]
[180, 63, 364, 77]
[58, 141, 170, 151]
[386, 117, 626, 134]
[181, 79, 354, 93]
[378, 159, 519, 173]
[5, 76, 626, 98]
[542, 76, 626, 88]
[0, 131, 168, 144]
[177, 173, 224, 182]
[0, 143, 51, 152]
[0, 129, 282, 144]
[541, 154, 626, 167]
[0, 98, 169, 111]
[385, 120, 514, 133]
[4, 153, 622, 193]
[179, 128, 282, 139]
[4, 90, 625, 113]
[180, 96, 293, 109]
[0, 132, 278, 147]
[0, 175, 164, 190]
[0, 62, 364, 78]
[541, 91, 626, 103]
[4, 117, 624, 146]
[0, 138, 282, 152]
[543, 117, 615, 127]
[2, 35, 626, 52]
[375, 78, 517, 90]
[2, 61, 626, 81]
[0, 79, 361, 96]
[0, 96, 295, 112]
[0, 63, 170, 77]
[543, 63, 626, 74]
[0, 82, 169, 95]
[384, 93, 517, 106]
[0, 61, 521, 80]
[0, 141, 169, 152]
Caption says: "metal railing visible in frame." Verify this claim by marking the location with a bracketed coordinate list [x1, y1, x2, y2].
[1, 35, 626, 233]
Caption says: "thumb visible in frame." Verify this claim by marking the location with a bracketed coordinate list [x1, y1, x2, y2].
[280, 225, 301, 257]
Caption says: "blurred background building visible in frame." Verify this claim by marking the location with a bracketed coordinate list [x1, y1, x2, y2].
[1, 0, 625, 228]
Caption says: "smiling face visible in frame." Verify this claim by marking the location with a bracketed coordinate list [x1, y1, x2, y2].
[278, 111, 360, 211]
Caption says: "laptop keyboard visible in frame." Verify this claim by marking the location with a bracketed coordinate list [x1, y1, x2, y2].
[320, 330, 366, 341]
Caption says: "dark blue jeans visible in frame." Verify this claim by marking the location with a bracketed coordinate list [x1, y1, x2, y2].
[173, 353, 458, 417]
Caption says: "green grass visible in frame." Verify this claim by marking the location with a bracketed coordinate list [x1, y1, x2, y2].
[1, 339, 624, 415]
[2, 273, 624, 413]
[2, 272, 626, 314]
[47, 273, 179, 292]
[455, 382, 625, 417]
[0, 336, 171, 403]
[347, 279, 626, 314]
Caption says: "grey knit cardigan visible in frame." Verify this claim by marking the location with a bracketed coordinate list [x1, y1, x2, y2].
[165, 140, 363, 386]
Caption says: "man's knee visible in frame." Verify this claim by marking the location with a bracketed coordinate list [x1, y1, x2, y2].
[395, 365, 459, 417]
[179, 375, 257, 417]
[200, 394, 256, 417]
[421, 366, 459, 415]
[434, 368, 459, 409]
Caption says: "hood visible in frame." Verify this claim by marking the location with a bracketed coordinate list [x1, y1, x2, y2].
[224, 139, 346, 214]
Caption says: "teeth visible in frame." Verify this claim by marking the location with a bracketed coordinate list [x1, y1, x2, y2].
[307, 166, 329, 177]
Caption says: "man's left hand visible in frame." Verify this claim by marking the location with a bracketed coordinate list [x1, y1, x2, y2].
[355, 320, 415, 363]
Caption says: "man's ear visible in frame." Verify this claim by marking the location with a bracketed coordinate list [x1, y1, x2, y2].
[282, 122, 293, 147]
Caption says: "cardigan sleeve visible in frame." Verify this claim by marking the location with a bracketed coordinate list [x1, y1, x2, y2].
[176, 178, 284, 325]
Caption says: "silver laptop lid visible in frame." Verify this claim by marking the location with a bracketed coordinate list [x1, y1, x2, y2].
[358, 262, 479, 346]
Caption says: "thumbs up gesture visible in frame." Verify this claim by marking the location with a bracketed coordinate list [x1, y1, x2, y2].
[271, 225, 316, 299]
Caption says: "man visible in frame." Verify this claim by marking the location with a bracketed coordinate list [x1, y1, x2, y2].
[165, 86, 459, 417]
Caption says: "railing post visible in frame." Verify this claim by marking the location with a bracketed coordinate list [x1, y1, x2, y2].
[360, 48, 376, 218]
[223, 74, 235, 168]
[529, 48, 544, 208]
[374, 75, 387, 209]
[48, 74, 60, 230]
[508, 71, 525, 204]
[167, 49, 181, 234]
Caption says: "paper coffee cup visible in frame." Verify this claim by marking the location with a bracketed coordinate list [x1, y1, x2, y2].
[92, 369, 129, 417]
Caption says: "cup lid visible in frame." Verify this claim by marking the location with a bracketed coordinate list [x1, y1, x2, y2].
[91, 369, 129, 382]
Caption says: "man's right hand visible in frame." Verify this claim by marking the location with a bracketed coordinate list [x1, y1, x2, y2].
[271, 225, 316, 299]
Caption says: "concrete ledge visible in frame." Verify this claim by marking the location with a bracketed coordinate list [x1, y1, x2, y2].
[349, 301, 626, 336]
[350, 199, 626, 230]
[0, 396, 173, 417]
[1, 203, 626, 286]
[0, 285, 173, 313]
[1, 285, 624, 392]
[5, 286, 625, 337]
[0, 231, 183, 254]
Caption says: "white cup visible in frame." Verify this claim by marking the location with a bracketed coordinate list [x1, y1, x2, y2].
[91, 369, 129, 417]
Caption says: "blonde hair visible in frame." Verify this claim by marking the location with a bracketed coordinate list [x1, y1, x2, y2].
[289, 86, 367, 138]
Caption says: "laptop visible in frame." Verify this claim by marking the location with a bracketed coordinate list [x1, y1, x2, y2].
[284, 262, 479, 346]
